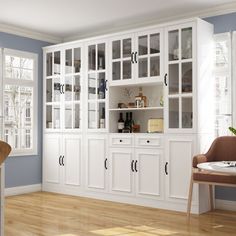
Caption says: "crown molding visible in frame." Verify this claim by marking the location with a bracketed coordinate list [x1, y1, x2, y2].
[64, 2, 236, 42]
[0, 23, 62, 44]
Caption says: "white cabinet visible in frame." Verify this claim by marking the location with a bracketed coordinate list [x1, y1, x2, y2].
[165, 135, 196, 202]
[43, 133, 82, 192]
[109, 28, 163, 86]
[109, 147, 135, 195]
[135, 148, 163, 199]
[86, 135, 108, 192]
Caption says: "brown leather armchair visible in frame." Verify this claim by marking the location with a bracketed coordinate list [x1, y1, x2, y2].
[0, 140, 11, 166]
[187, 136, 236, 218]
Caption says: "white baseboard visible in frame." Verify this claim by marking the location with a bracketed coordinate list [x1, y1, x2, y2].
[215, 199, 236, 211]
[5, 184, 42, 197]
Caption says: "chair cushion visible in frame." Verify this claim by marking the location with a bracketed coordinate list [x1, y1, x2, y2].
[193, 172, 236, 185]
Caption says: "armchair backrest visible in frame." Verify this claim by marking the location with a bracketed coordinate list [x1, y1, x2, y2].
[0, 140, 11, 165]
[205, 136, 236, 162]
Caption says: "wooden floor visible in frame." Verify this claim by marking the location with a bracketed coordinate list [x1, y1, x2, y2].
[4, 192, 236, 236]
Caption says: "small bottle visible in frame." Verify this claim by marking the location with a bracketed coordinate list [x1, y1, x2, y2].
[98, 79, 105, 99]
[117, 113, 124, 133]
[124, 112, 130, 132]
[99, 108, 105, 128]
[129, 112, 134, 133]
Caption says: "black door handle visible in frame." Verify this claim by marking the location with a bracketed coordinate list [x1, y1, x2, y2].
[131, 52, 134, 63]
[62, 84, 65, 94]
[165, 162, 168, 175]
[131, 160, 134, 172]
[105, 79, 108, 91]
[59, 155, 62, 166]
[134, 52, 138, 63]
[164, 73, 167, 86]
[135, 160, 138, 172]
[62, 155, 65, 166]
[59, 84, 63, 94]
[104, 158, 108, 170]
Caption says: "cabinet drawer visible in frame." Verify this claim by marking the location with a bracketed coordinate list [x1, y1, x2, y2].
[109, 136, 133, 146]
[135, 136, 162, 148]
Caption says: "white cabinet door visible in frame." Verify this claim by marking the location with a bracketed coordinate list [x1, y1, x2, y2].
[86, 135, 107, 191]
[109, 148, 134, 195]
[165, 135, 196, 202]
[135, 149, 163, 199]
[63, 134, 81, 187]
[43, 133, 61, 185]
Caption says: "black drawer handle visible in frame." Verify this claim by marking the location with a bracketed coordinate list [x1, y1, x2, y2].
[59, 155, 62, 166]
[119, 139, 122, 143]
[165, 162, 168, 175]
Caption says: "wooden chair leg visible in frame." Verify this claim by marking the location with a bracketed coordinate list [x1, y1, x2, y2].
[187, 174, 194, 220]
[208, 185, 214, 211]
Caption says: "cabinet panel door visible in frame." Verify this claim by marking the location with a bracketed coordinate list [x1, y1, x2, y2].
[43, 134, 61, 184]
[63, 134, 81, 187]
[135, 149, 162, 199]
[109, 148, 134, 195]
[165, 135, 195, 202]
[86, 135, 107, 191]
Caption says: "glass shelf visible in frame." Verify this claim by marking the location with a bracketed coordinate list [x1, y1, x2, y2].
[109, 107, 163, 111]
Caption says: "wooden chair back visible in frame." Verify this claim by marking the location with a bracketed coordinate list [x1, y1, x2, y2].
[0, 140, 11, 165]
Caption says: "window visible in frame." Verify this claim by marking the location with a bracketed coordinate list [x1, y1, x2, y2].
[214, 33, 232, 136]
[2, 49, 38, 155]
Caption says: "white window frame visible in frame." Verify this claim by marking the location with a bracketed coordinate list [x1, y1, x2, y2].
[2, 48, 38, 156]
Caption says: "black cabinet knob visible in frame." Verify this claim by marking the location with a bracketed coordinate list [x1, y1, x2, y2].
[120, 139, 122, 142]
[147, 140, 150, 143]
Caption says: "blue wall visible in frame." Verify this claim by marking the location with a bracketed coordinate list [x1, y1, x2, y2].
[204, 13, 236, 201]
[0, 32, 51, 188]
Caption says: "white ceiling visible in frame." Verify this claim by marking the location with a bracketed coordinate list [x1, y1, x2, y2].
[0, 0, 236, 42]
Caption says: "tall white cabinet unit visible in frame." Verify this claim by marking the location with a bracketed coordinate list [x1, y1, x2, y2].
[43, 18, 214, 214]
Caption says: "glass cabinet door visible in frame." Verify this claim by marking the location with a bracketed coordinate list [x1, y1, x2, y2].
[137, 32, 161, 79]
[64, 47, 82, 130]
[111, 36, 133, 81]
[87, 42, 107, 130]
[167, 26, 193, 130]
[45, 51, 62, 130]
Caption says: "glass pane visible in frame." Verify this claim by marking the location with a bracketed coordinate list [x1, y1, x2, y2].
[98, 73, 106, 99]
[46, 53, 52, 76]
[169, 64, 179, 94]
[182, 27, 192, 59]
[65, 76, 72, 101]
[65, 104, 72, 129]
[123, 60, 132, 79]
[22, 129, 32, 149]
[182, 62, 192, 93]
[65, 49, 72, 74]
[74, 75, 80, 101]
[169, 98, 179, 128]
[138, 35, 148, 55]
[46, 79, 52, 102]
[21, 58, 33, 69]
[88, 45, 96, 71]
[112, 40, 121, 59]
[123, 38, 132, 58]
[21, 69, 33, 80]
[53, 78, 61, 102]
[150, 56, 160, 77]
[54, 51, 61, 75]
[74, 104, 80, 129]
[98, 102, 106, 129]
[150, 33, 160, 54]
[112, 62, 120, 81]
[182, 97, 192, 128]
[139, 58, 148, 78]
[88, 74, 96, 99]
[169, 30, 179, 61]
[5, 55, 20, 68]
[74, 48, 81, 73]
[53, 105, 60, 129]
[46, 105, 52, 128]
[98, 43, 105, 70]
[88, 102, 96, 129]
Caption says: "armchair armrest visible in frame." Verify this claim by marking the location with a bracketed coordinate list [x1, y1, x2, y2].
[192, 154, 207, 168]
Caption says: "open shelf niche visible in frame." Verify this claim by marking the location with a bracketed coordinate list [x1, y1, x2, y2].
[109, 84, 164, 133]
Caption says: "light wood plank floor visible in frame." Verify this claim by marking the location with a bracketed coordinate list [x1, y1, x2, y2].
[4, 192, 236, 236]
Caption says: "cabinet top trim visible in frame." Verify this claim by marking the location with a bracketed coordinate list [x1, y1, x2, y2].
[43, 17, 207, 51]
